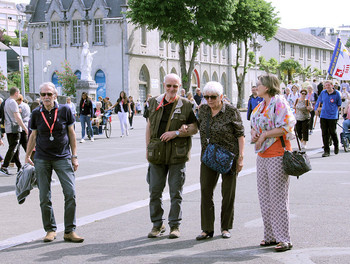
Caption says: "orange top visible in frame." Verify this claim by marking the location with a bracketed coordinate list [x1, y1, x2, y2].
[258, 105, 292, 158]
[258, 135, 292, 158]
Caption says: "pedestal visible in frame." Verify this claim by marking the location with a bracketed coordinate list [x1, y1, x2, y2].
[75, 80, 98, 102]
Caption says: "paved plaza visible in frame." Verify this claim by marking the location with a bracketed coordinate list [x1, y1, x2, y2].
[0, 114, 349, 264]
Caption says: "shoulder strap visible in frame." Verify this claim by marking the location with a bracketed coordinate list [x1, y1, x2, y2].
[294, 98, 299, 107]
[205, 111, 211, 142]
[165, 96, 179, 132]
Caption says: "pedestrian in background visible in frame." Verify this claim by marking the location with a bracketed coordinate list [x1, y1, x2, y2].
[250, 74, 296, 252]
[315, 80, 342, 157]
[16, 94, 30, 152]
[247, 85, 263, 120]
[66, 97, 76, 117]
[109, 91, 131, 137]
[0, 87, 28, 175]
[79, 92, 94, 143]
[128, 96, 136, 129]
[306, 85, 318, 134]
[25, 82, 83, 243]
[196, 81, 244, 241]
[294, 88, 313, 149]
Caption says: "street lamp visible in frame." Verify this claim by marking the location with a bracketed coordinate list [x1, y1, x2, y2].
[43, 60, 51, 80]
[16, 4, 26, 98]
[250, 35, 262, 82]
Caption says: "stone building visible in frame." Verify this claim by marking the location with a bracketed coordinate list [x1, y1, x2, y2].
[24, 0, 256, 105]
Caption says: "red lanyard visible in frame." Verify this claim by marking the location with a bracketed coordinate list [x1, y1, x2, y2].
[41, 108, 58, 139]
[156, 95, 177, 111]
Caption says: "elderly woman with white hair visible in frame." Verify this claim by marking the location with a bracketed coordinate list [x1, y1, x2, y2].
[196, 81, 245, 240]
[92, 101, 104, 126]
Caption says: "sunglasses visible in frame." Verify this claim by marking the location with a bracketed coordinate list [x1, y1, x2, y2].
[204, 95, 218, 100]
[40, 93, 53, 97]
[301, 92, 307, 95]
[166, 84, 179, 88]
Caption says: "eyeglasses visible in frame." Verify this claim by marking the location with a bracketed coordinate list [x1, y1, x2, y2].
[204, 95, 218, 100]
[166, 84, 179, 88]
[40, 93, 53, 97]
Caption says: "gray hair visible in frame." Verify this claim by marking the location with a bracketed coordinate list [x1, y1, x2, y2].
[39, 82, 58, 95]
[203, 81, 223, 96]
[164, 73, 182, 84]
[96, 101, 102, 108]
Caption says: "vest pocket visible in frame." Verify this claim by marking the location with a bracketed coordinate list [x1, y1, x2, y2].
[173, 138, 188, 158]
[147, 138, 166, 164]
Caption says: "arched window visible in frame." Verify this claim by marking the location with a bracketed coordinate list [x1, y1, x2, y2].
[74, 70, 81, 80]
[212, 72, 218, 82]
[95, 70, 106, 99]
[51, 72, 62, 95]
[159, 67, 166, 93]
[202, 71, 209, 87]
[139, 65, 150, 103]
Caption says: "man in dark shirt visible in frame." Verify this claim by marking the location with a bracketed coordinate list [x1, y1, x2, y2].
[247, 86, 263, 120]
[194, 88, 203, 106]
[25, 82, 83, 243]
[146, 73, 198, 239]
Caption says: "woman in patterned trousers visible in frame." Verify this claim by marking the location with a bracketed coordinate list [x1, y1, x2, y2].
[250, 74, 296, 252]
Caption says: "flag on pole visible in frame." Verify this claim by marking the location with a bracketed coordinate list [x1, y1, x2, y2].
[328, 38, 350, 80]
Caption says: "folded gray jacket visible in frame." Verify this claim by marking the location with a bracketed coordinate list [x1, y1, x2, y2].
[16, 164, 36, 204]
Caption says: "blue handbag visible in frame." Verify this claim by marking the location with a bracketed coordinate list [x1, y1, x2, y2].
[201, 112, 235, 174]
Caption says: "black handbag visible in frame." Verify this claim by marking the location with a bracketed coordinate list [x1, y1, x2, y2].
[201, 112, 235, 174]
[280, 132, 312, 179]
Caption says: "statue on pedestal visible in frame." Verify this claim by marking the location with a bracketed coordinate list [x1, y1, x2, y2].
[80, 42, 97, 81]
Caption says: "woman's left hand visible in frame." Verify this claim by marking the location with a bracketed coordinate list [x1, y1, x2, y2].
[236, 156, 243, 172]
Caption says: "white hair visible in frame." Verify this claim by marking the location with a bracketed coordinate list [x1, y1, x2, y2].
[39, 82, 58, 95]
[203, 81, 223, 96]
[164, 73, 182, 84]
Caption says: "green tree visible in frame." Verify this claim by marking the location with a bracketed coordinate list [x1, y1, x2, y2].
[278, 59, 301, 82]
[346, 37, 350, 48]
[298, 65, 312, 81]
[7, 66, 30, 93]
[126, 0, 236, 91]
[55, 60, 77, 96]
[222, 0, 279, 108]
[258, 56, 278, 74]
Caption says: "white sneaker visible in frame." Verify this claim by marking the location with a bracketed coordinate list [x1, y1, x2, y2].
[120, 135, 125, 138]
[80, 139, 85, 143]
[91, 138, 94, 142]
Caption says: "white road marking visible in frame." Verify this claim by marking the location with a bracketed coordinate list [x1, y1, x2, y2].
[0, 148, 324, 250]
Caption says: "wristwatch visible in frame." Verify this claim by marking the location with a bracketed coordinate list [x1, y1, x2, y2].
[175, 131, 180, 137]
[71, 155, 78, 159]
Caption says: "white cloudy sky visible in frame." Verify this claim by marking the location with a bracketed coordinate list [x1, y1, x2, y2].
[9, 0, 350, 29]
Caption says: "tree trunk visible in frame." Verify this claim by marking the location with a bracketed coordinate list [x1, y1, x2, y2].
[179, 41, 199, 92]
[233, 40, 249, 109]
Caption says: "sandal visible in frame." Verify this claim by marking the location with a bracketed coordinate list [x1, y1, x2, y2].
[260, 240, 277, 247]
[274, 242, 293, 252]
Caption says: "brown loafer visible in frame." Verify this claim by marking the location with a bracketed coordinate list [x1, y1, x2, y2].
[63, 231, 84, 243]
[43, 231, 57, 242]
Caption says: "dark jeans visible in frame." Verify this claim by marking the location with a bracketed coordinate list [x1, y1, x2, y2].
[200, 162, 237, 232]
[146, 163, 186, 228]
[35, 158, 76, 233]
[295, 119, 309, 141]
[320, 118, 339, 153]
[129, 112, 134, 127]
[11, 131, 27, 164]
[3, 133, 21, 168]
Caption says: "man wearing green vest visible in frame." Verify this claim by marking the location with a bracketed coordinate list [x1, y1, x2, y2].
[146, 73, 198, 239]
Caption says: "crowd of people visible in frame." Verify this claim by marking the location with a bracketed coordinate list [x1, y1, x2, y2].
[0, 73, 349, 252]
